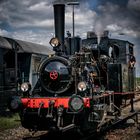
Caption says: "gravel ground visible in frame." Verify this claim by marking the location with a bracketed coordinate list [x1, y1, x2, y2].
[0, 124, 140, 140]
[105, 124, 140, 140]
[0, 126, 30, 140]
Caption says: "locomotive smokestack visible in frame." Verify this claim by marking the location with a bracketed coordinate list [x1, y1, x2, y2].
[53, 3, 65, 52]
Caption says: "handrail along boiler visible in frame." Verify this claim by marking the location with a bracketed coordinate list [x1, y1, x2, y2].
[8, 3, 136, 133]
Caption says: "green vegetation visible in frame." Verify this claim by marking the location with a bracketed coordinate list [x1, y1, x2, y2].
[136, 77, 140, 86]
[0, 113, 21, 131]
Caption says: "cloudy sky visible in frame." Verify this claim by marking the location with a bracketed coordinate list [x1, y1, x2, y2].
[0, 0, 140, 76]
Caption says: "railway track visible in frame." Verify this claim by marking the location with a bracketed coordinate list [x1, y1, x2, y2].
[80, 95, 140, 140]
[80, 112, 138, 140]
[23, 130, 84, 140]
[22, 112, 139, 140]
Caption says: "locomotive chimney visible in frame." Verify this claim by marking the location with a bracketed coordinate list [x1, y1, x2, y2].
[53, 3, 65, 53]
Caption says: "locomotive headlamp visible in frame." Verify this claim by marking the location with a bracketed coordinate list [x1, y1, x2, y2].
[49, 37, 60, 47]
[21, 82, 31, 92]
[69, 95, 84, 112]
[78, 81, 87, 92]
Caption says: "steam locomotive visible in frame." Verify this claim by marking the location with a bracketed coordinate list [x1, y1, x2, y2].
[8, 3, 136, 133]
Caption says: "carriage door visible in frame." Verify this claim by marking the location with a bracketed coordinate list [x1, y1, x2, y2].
[3, 50, 16, 90]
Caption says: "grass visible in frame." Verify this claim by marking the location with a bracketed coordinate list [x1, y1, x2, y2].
[136, 77, 140, 85]
[0, 113, 21, 131]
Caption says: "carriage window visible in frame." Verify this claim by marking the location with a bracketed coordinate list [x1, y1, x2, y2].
[129, 45, 133, 55]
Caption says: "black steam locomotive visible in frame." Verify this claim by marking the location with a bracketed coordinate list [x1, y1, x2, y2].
[8, 3, 136, 133]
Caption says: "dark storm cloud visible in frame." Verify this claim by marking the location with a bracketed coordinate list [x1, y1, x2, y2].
[93, 0, 140, 76]
[0, 0, 139, 35]
[0, 0, 54, 29]
[98, 0, 129, 6]
[0, 0, 139, 42]
[0, 0, 139, 75]
[128, 0, 140, 11]
[94, 0, 140, 37]
[0, 0, 57, 45]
